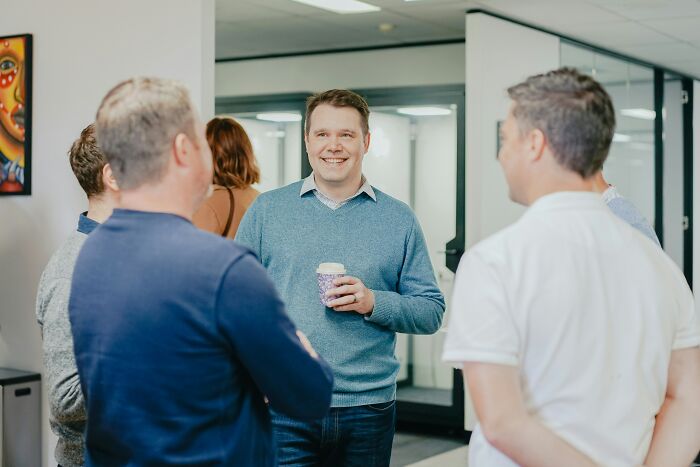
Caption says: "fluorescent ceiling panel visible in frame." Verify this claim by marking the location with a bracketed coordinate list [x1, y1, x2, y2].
[397, 106, 452, 116]
[288, 0, 380, 14]
[256, 112, 302, 122]
[620, 108, 656, 120]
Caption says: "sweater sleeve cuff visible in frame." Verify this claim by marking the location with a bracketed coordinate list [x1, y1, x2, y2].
[365, 290, 399, 326]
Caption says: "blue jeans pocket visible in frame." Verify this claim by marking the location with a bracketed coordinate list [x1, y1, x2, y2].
[366, 400, 396, 412]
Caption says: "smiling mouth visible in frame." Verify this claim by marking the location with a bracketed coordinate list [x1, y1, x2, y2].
[322, 158, 346, 164]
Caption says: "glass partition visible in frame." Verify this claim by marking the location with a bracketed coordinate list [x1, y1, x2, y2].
[221, 111, 302, 193]
[561, 42, 656, 226]
[363, 104, 457, 407]
[663, 75, 685, 270]
[215, 86, 467, 430]
[561, 40, 692, 278]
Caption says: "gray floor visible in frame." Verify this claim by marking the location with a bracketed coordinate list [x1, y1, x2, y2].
[390, 431, 466, 467]
[396, 386, 453, 406]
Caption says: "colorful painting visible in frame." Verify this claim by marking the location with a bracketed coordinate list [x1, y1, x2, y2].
[0, 34, 31, 195]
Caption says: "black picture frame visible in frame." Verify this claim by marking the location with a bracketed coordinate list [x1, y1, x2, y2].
[0, 33, 32, 196]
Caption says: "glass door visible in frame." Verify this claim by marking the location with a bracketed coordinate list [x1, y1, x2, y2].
[356, 86, 466, 430]
[216, 87, 467, 430]
[223, 112, 302, 193]
[215, 94, 308, 193]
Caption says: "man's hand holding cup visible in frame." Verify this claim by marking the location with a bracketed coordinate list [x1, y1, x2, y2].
[326, 276, 375, 315]
[317, 262, 375, 315]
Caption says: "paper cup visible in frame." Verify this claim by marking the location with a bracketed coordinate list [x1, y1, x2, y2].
[317, 263, 346, 307]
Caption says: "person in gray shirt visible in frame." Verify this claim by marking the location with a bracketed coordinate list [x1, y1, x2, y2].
[35, 124, 120, 467]
[593, 170, 660, 245]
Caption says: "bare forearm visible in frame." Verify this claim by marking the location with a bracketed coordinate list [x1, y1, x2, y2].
[644, 397, 700, 467]
[489, 415, 598, 467]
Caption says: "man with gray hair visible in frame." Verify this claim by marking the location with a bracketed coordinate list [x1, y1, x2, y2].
[443, 68, 700, 467]
[69, 77, 334, 466]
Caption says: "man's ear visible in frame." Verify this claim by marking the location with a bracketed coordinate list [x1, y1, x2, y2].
[172, 133, 192, 167]
[363, 131, 371, 154]
[527, 128, 547, 162]
[102, 163, 119, 192]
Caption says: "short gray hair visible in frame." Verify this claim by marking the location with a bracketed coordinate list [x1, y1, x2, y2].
[507, 67, 615, 178]
[95, 77, 198, 190]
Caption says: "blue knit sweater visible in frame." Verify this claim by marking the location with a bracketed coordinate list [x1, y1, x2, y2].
[236, 181, 445, 407]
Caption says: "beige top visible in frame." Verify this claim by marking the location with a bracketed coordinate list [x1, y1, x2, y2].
[192, 185, 260, 239]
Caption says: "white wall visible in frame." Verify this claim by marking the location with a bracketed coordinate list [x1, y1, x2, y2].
[364, 112, 412, 204]
[0, 1, 214, 465]
[215, 43, 465, 97]
[464, 12, 560, 429]
[465, 13, 560, 248]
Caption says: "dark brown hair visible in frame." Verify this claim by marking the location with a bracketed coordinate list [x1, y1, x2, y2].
[207, 117, 261, 189]
[305, 89, 370, 135]
[69, 124, 107, 198]
[507, 67, 615, 178]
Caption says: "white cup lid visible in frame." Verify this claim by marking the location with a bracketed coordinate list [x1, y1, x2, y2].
[316, 262, 346, 274]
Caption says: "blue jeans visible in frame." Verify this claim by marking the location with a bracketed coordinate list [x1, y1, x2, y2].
[271, 400, 396, 467]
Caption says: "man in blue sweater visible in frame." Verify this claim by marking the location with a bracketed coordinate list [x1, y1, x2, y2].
[69, 77, 333, 466]
[236, 89, 446, 466]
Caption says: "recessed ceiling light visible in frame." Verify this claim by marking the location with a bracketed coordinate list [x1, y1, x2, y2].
[289, 0, 380, 14]
[620, 108, 656, 120]
[612, 133, 631, 143]
[256, 113, 302, 122]
[397, 106, 452, 116]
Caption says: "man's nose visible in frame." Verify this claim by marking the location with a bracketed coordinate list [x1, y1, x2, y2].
[328, 137, 342, 151]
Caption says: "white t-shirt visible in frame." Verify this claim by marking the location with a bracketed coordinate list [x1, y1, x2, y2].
[443, 191, 700, 467]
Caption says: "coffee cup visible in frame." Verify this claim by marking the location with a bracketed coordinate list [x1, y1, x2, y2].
[317, 263, 346, 307]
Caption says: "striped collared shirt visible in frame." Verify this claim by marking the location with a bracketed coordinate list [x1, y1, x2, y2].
[299, 173, 376, 210]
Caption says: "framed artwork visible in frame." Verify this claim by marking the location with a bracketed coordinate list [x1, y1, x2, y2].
[0, 33, 32, 195]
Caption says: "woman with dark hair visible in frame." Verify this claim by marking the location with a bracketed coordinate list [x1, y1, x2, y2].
[193, 117, 261, 238]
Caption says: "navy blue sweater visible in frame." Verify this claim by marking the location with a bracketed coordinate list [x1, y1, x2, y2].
[69, 209, 333, 466]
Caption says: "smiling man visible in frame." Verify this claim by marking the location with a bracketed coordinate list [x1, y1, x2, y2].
[236, 89, 445, 467]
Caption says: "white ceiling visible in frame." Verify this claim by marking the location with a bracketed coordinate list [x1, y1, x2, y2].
[215, 0, 700, 78]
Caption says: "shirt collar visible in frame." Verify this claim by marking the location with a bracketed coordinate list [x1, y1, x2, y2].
[526, 191, 607, 215]
[601, 185, 621, 204]
[299, 172, 377, 202]
[77, 212, 100, 235]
